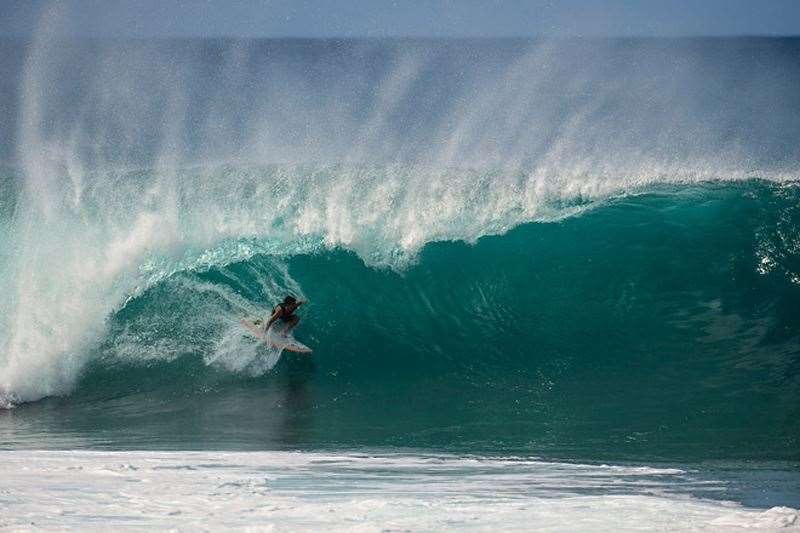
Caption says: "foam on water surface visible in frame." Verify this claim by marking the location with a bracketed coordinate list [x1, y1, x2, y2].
[1, 451, 797, 531]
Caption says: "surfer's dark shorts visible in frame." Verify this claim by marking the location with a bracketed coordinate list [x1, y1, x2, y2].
[280, 314, 298, 322]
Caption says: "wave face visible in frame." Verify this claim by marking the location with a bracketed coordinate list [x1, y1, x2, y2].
[2, 181, 799, 460]
[0, 17, 799, 459]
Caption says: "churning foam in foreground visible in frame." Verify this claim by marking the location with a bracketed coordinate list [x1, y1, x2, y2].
[1, 451, 797, 531]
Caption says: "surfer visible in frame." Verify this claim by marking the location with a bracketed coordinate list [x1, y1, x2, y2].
[243, 295, 312, 353]
[260, 295, 304, 335]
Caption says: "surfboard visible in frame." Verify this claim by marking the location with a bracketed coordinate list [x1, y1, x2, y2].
[240, 319, 312, 353]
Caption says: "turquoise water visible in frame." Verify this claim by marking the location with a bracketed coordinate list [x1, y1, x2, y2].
[2, 181, 797, 462]
[0, 35, 798, 471]
[1, 34, 799, 527]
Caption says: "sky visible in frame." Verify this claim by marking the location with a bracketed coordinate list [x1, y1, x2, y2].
[2, 0, 800, 39]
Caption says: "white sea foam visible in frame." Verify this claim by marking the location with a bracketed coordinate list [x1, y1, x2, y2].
[0, 451, 797, 531]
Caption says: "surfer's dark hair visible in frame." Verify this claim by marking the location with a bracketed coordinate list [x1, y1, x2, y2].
[283, 295, 297, 305]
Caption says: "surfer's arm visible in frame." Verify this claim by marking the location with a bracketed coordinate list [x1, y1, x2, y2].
[264, 308, 281, 331]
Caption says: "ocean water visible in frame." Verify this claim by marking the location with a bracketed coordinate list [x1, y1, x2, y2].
[0, 24, 799, 530]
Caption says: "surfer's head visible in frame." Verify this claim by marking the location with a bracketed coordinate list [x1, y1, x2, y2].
[283, 295, 297, 306]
